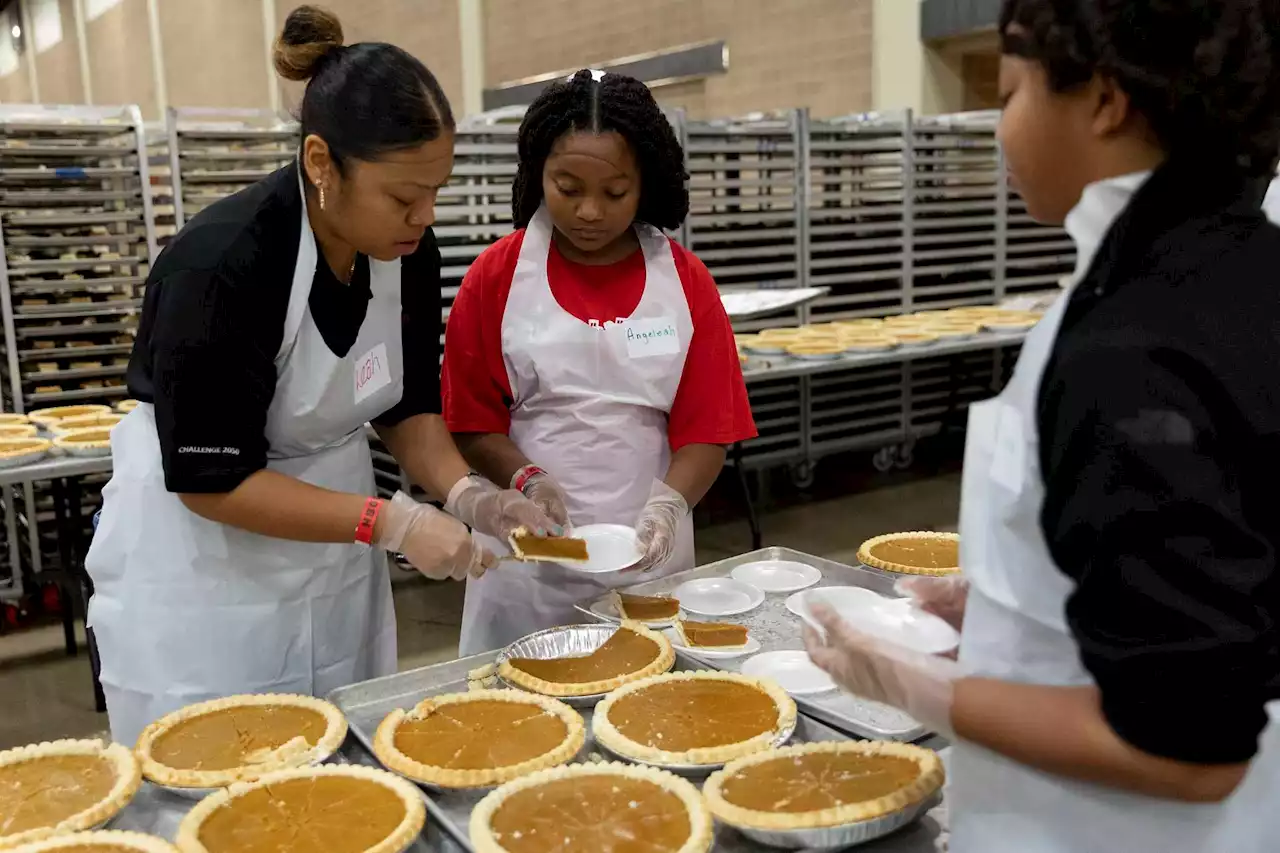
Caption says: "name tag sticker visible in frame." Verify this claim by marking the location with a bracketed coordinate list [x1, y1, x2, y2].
[623, 316, 680, 359]
[354, 342, 392, 404]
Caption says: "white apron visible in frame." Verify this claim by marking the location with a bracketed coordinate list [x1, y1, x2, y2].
[86, 173, 403, 746]
[458, 207, 695, 655]
[948, 174, 1280, 852]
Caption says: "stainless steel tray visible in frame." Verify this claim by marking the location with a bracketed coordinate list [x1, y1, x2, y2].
[328, 649, 943, 851]
[574, 547, 928, 742]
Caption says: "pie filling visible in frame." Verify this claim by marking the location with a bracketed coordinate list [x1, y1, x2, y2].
[616, 593, 680, 620]
[608, 681, 779, 751]
[678, 621, 749, 648]
[196, 777, 407, 852]
[395, 701, 570, 769]
[720, 752, 923, 814]
[868, 537, 958, 571]
[510, 530, 589, 562]
[150, 706, 329, 771]
[489, 776, 691, 853]
[508, 628, 660, 684]
[0, 755, 116, 836]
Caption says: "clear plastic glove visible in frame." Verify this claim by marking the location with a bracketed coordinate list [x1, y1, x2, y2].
[374, 491, 496, 581]
[804, 602, 960, 735]
[445, 475, 560, 542]
[631, 480, 688, 573]
[895, 575, 969, 631]
[511, 465, 572, 533]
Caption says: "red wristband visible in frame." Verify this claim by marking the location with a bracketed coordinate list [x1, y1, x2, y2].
[355, 497, 384, 545]
[512, 465, 546, 494]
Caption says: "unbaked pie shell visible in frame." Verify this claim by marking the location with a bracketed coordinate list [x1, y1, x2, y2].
[702, 740, 945, 830]
[498, 621, 675, 697]
[372, 689, 585, 788]
[11, 830, 180, 852]
[857, 531, 961, 576]
[134, 693, 348, 789]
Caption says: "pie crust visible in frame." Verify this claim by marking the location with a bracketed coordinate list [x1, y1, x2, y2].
[175, 765, 424, 853]
[26, 405, 111, 427]
[11, 831, 180, 852]
[612, 592, 680, 621]
[0, 739, 142, 849]
[593, 671, 797, 766]
[507, 527, 588, 563]
[51, 413, 122, 435]
[858, 531, 960, 576]
[0, 438, 51, 460]
[0, 413, 29, 426]
[135, 694, 348, 789]
[470, 762, 713, 853]
[0, 424, 37, 439]
[372, 689, 585, 788]
[498, 622, 674, 697]
[672, 619, 749, 649]
[52, 428, 113, 451]
[702, 741, 944, 830]
[889, 331, 940, 346]
[115, 400, 140, 413]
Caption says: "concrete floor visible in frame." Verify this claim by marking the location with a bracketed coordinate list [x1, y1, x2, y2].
[0, 470, 960, 750]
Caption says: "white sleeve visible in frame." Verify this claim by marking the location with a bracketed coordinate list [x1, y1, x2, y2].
[1263, 177, 1280, 226]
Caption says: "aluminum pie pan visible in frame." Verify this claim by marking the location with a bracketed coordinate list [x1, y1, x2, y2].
[496, 623, 672, 708]
[594, 721, 797, 778]
[148, 752, 340, 800]
[724, 790, 942, 849]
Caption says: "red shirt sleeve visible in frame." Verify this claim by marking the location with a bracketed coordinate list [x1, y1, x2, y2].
[667, 241, 757, 451]
[441, 231, 523, 434]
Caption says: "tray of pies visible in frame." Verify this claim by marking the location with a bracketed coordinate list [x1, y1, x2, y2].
[574, 547, 929, 742]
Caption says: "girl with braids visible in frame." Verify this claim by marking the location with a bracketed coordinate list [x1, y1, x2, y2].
[442, 71, 755, 654]
[805, 1, 1280, 850]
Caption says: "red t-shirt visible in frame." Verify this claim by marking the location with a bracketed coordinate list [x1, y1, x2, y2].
[442, 229, 757, 452]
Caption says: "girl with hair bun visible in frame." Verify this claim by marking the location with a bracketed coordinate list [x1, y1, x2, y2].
[806, 1, 1280, 850]
[86, 4, 551, 745]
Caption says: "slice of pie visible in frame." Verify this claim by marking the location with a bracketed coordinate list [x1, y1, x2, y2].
[135, 693, 348, 789]
[499, 621, 674, 697]
[470, 763, 713, 853]
[594, 671, 797, 766]
[15, 831, 180, 852]
[858, 531, 960, 576]
[702, 741, 944, 830]
[672, 619, 750, 650]
[507, 527, 588, 563]
[612, 591, 680, 622]
[0, 739, 142, 848]
[175, 765, 425, 853]
[372, 689, 585, 788]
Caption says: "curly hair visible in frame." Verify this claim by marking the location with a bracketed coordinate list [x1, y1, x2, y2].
[511, 70, 689, 230]
[1000, 0, 1280, 176]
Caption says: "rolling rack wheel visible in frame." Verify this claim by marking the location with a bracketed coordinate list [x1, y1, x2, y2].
[893, 441, 916, 470]
[789, 460, 815, 489]
[872, 445, 896, 473]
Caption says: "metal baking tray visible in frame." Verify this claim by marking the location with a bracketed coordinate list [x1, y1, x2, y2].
[328, 648, 942, 851]
[574, 547, 928, 742]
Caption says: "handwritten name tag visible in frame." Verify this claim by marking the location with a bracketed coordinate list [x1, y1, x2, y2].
[354, 342, 392, 404]
[623, 316, 680, 359]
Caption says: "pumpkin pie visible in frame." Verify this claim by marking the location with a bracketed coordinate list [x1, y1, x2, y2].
[135, 694, 347, 789]
[52, 428, 112, 455]
[470, 763, 712, 853]
[0, 424, 37, 439]
[51, 414, 122, 435]
[175, 765, 424, 853]
[858, 532, 960, 576]
[612, 592, 680, 621]
[889, 331, 940, 347]
[702, 741, 944, 830]
[507, 528, 588, 563]
[593, 671, 796, 766]
[115, 400, 139, 414]
[372, 689, 584, 788]
[0, 437, 51, 463]
[499, 622, 674, 697]
[26, 405, 111, 427]
[0, 739, 142, 848]
[672, 619, 749, 650]
[0, 413, 29, 426]
[12, 831, 179, 853]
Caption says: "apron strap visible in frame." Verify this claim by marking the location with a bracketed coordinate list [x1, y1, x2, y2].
[276, 164, 320, 367]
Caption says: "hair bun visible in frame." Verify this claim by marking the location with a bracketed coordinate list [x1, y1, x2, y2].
[273, 5, 344, 82]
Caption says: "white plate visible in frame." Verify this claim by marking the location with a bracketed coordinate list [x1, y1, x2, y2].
[671, 578, 765, 616]
[741, 650, 837, 696]
[662, 628, 762, 659]
[588, 596, 680, 628]
[730, 560, 822, 593]
[562, 524, 642, 573]
[791, 586, 960, 654]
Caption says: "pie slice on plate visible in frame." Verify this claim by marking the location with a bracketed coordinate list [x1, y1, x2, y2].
[507, 527, 588, 563]
[0, 739, 142, 848]
[135, 693, 347, 789]
[612, 591, 680, 621]
[175, 765, 424, 853]
[372, 689, 584, 788]
[498, 622, 674, 697]
[593, 671, 797, 766]
[470, 763, 713, 853]
[672, 619, 750, 650]
[703, 741, 944, 830]
[11, 831, 180, 852]
[858, 531, 960, 576]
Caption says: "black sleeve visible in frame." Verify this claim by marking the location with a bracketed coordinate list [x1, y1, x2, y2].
[149, 267, 283, 493]
[1039, 344, 1277, 764]
[373, 229, 443, 426]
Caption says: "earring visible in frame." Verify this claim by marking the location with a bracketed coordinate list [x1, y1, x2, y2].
[318, 183, 326, 211]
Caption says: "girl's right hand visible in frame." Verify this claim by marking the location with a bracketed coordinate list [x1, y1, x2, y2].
[375, 491, 496, 581]
[894, 575, 969, 631]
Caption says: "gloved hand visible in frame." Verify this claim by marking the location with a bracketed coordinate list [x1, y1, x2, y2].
[375, 491, 496, 581]
[895, 575, 969, 631]
[631, 480, 688, 573]
[445, 475, 560, 542]
[804, 603, 960, 735]
[511, 465, 572, 533]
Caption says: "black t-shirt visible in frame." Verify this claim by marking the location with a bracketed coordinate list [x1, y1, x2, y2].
[127, 162, 442, 494]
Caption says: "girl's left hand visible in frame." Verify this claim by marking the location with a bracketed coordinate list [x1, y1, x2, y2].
[630, 480, 688, 572]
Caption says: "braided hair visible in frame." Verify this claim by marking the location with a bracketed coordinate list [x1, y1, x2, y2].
[512, 71, 689, 230]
